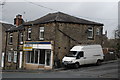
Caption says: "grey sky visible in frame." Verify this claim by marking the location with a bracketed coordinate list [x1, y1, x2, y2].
[0, 1, 118, 39]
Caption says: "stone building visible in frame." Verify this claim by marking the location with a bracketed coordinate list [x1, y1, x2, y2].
[0, 22, 15, 68]
[4, 12, 104, 70]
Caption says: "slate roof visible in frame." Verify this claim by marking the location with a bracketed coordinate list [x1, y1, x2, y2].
[24, 12, 104, 26]
[6, 12, 104, 32]
[0, 22, 15, 30]
[6, 24, 24, 32]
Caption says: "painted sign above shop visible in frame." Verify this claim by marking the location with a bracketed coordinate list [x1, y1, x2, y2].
[23, 41, 52, 51]
[25, 41, 51, 44]
[23, 44, 33, 51]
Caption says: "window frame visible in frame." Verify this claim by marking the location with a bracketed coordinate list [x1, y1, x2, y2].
[28, 27, 32, 40]
[87, 26, 94, 39]
[13, 51, 17, 63]
[26, 49, 45, 65]
[96, 28, 100, 35]
[9, 33, 13, 44]
[19, 32, 24, 44]
[8, 52, 12, 62]
[39, 27, 44, 40]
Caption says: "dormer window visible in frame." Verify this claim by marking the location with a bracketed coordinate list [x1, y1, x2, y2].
[28, 27, 31, 40]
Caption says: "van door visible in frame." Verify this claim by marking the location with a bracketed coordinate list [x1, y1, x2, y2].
[84, 51, 94, 64]
[76, 51, 84, 65]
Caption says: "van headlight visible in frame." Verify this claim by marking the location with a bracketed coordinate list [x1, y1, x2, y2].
[68, 60, 75, 63]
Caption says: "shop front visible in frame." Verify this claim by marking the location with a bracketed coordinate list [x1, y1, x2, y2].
[23, 41, 53, 70]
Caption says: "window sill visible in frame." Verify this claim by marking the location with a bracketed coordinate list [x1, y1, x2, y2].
[87, 37, 94, 40]
[8, 43, 13, 45]
[26, 63, 45, 66]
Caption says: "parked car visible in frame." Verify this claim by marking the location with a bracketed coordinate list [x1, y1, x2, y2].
[62, 45, 104, 68]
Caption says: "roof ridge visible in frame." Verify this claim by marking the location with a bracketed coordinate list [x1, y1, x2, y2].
[55, 12, 60, 21]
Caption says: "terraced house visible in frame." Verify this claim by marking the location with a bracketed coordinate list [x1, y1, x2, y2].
[0, 22, 15, 68]
[4, 12, 104, 70]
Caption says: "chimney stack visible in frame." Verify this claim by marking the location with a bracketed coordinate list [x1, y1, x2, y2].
[14, 14, 24, 27]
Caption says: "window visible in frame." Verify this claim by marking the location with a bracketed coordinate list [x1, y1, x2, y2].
[26, 49, 45, 64]
[39, 27, 44, 40]
[28, 27, 31, 40]
[19, 32, 23, 44]
[77, 51, 84, 59]
[9, 33, 13, 44]
[87, 27, 93, 39]
[96, 28, 100, 35]
[8, 53, 12, 62]
[13, 51, 17, 63]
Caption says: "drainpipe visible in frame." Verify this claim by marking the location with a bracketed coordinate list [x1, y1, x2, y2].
[16, 31, 20, 69]
[4, 32, 8, 70]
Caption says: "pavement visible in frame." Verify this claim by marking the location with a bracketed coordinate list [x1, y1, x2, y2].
[1, 59, 119, 73]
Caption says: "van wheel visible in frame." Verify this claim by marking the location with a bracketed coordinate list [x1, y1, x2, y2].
[75, 63, 79, 68]
[96, 60, 101, 66]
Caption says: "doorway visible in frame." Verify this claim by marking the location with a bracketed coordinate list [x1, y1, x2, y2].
[45, 50, 51, 67]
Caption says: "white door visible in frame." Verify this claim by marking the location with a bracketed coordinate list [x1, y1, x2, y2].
[1, 52, 5, 67]
[45, 50, 51, 67]
[19, 52, 23, 68]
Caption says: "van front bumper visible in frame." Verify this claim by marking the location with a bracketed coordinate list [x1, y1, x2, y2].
[62, 62, 75, 66]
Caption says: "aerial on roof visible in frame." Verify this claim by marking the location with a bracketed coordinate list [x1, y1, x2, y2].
[25, 12, 104, 26]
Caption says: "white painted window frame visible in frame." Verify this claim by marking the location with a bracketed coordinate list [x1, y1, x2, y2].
[28, 27, 32, 40]
[8, 52, 12, 62]
[13, 51, 17, 63]
[96, 28, 100, 35]
[88, 27, 93, 39]
[39, 27, 44, 40]
[9, 33, 13, 44]
[20, 32, 23, 44]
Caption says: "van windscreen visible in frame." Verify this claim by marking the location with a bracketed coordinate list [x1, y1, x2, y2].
[66, 51, 77, 57]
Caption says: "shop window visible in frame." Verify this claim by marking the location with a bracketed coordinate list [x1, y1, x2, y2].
[26, 49, 45, 64]
[9, 33, 13, 44]
[26, 51, 31, 63]
[46, 50, 51, 66]
[8, 53, 12, 62]
[28, 27, 31, 40]
[39, 27, 44, 40]
[39, 49, 45, 64]
[35, 50, 38, 64]
[87, 27, 94, 39]
[13, 51, 17, 63]
[31, 50, 35, 63]
[19, 32, 23, 44]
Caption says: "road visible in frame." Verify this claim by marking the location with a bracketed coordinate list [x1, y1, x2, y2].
[1, 60, 119, 78]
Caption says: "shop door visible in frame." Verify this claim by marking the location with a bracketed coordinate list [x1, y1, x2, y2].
[45, 50, 51, 67]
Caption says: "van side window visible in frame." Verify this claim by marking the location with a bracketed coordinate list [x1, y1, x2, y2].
[77, 51, 84, 59]
[78, 51, 84, 57]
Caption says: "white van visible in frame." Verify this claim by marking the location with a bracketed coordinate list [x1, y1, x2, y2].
[62, 45, 104, 68]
